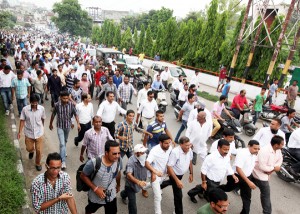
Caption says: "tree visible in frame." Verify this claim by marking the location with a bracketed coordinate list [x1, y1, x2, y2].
[133, 27, 139, 48]
[160, 18, 178, 60]
[120, 27, 133, 50]
[144, 25, 153, 56]
[52, 0, 93, 37]
[183, 11, 205, 22]
[113, 24, 121, 47]
[0, 11, 16, 29]
[136, 24, 146, 53]
[91, 25, 101, 44]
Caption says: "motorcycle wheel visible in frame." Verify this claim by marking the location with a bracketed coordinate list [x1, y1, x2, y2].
[137, 84, 143, 91]
[235, 138, 245, 149]
[160, 105, 166, 113]
[276, 158, 295, 183]
[244, 127, 255, 137]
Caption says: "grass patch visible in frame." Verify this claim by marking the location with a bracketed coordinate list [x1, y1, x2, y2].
[197, 91, 232, 106]
[0, 104, 25, 213]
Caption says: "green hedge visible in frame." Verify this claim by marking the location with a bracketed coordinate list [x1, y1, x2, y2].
[0, 105, 25, 213]
[197, 91, 232, 106]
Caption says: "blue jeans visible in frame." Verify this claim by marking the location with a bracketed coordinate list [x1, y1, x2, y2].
[175, 120, 187, 143]
[253, 111, 261, 125]
[57, 128, 70, 163]
[0, 87, 12, 111]
[17, 98, 27, 115]
[121, 186, 137, 214]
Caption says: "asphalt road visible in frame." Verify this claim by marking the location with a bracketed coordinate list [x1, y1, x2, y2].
[16, 64, 300, 214]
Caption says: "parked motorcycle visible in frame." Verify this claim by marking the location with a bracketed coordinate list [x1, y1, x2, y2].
[276, 147, 300, 183]
[155, 89, 168, 113]
[135, 74, 151, 91]
[260, 101, 289, 122]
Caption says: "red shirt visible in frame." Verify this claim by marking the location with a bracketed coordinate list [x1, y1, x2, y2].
[94, 71, 104, 86]
[219, 68, 227, 79]
[231, 94, 248, 109]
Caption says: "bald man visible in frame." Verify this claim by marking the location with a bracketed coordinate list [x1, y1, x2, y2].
[186, 112, 212, 165]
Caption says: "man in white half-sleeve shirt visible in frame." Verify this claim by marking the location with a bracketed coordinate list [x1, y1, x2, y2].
[186, 111, 212, 165]
[209, 128, 237, 156]
[136, 90, 158, 130]
[145, 134, 172, 214]
[160, 136, 193, 214]
[187, 139, 239, 203]
[96, 91, 126, 137]
[137, 81, 151, 109]
[253, 118, 285, 147]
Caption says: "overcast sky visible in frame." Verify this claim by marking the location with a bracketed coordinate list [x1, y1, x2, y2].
[16, 0, 290, 18]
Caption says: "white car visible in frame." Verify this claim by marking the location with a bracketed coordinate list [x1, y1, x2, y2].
[125, 56, 145, 71]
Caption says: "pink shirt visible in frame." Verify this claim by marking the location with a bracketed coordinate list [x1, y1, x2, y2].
[80, 80, 89, 94]
[252, 144, 283, 181]
[211, 101, 225, 119]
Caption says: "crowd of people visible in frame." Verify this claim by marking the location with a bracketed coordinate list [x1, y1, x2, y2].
[0, 30, 300, 214]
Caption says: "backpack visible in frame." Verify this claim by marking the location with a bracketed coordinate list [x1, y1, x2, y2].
[76, 156, 101, 192]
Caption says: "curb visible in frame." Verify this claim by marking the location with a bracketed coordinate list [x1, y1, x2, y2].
[10, 112, 32, 214]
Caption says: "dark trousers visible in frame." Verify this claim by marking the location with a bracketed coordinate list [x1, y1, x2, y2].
[121, 186, 137, 214]
[89, 83, 95, 98]
[51, 93, 59, 107]
[102, 121, 115, 138]
[253, 178, 271, 214]
[188, 178, 220, 198]
[0, 87, 12, 111]
[121, 101, 128, 110]
[16, 98, 27, 115]
[174, 89, 179, 100]
[75, 121, 92, 144]
[121, 149, 133, 159]
[174, 120, 187, 143]
[231, 108, 241, 119]
[285, 132, 292, 146]
[161, 175, 184, 214]
[162, 80, 168, 89]
[85, 198, 117, 214]
[289, 148, 300, 172]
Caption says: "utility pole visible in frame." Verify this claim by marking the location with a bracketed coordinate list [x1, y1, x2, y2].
[263, 0, 297, 87]
[278, 26, 300, 88]
[242, 0, 270, 83]
[229, 0, 253, 77]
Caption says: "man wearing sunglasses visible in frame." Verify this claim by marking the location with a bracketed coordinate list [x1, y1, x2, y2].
[30, 152, 77, 214]
[197, 188, 229, 214]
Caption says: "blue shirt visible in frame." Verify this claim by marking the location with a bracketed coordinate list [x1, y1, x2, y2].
[151, 80, 165, 90]
[146, 120, 167, 147]
[222, 82, 230, 96]
[113, 75, 122, 88]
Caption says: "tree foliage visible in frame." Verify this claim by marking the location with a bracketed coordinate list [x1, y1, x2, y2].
[0, 11, 17, 29]
[136, 24, 145, 53]
[52, 0, 93, 37]
[144, 25, 153, 56]
[120, 27, 133, 50]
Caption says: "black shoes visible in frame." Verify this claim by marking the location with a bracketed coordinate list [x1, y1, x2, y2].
[29, 152, 34, 159]
[122, 197, 128, 205]
[188, 193, 197, 203]
[74, 137, 78, 147]
[36, 165, 42, 171]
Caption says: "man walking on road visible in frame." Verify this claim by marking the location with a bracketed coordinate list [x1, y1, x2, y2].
[137, 81, 151, 109]
[120, 144, 148, 214]
[80, 116, 113, 162]
[18, 94, 46, 171]
[266, 79, 278, 105]
[96, 91, 127, 137]
[217, 66, 227, 92]
[160, 136, 193, 214]
[252, 135, 284, 214]
[0, 65, 15, 115]
[145, 134, 172, 214]
[47, 69, 62, 108]
[49, 90, 80, 169]
[118, 76, 136, 110]
[98, 76, 119, 102]
[80, 140, 121, 214]
[30, 152, 77, 213]
[74, 93, 93, 146]
[286, 80, 298, 109]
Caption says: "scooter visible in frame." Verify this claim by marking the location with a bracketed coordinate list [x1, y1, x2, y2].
[156, 89, 168, 113]
[276, 147, 300, 183]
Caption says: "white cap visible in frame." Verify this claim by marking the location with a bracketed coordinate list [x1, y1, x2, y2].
[134, 144, 148, 153]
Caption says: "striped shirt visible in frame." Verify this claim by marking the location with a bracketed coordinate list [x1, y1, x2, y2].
[11, 78, 31, 99]
[30, 171, 72, 214]
[115, 120, 143, 152]
[20, 105, 46, 139]
[83, 127, 113, 159]
[83, 156, 120, 204]
[125, 155, 148, 193]
[146, 120, 167, 147]
[118, 82, 135, 102]
[53, 100, 77, 129]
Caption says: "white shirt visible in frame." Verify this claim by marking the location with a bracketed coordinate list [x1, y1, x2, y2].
[0, 70, 16, 87]
[44, 61, 52, 74]
[147, 144, 172, 176]
[137, 88, 151, 108]
[186, 120, 212, 155]
[96, 100, 126, 123]
[172, 79, 183, 91]
[233, 148, 257, 177]
[210, 139, 237, 156]
[76, 102, 94, 124]
[161, 70, 170, 81]
[167, 146, 193, 176]
[189, 73, 201, 88]
[288, 128, 300, 148]
[188, 108, 212, 128]
[253, 127, 286, 147]
[201, 151, 234, 182]
[178, 89, 188, 101]
[138, 99, 158, 119]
